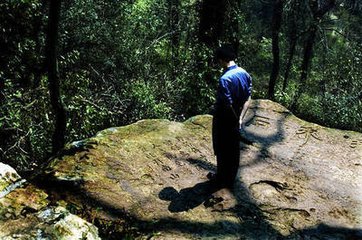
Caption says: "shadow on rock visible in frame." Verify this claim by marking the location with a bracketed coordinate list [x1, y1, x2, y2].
[159, 181, 223, 212]
[287, 223, 362, 240]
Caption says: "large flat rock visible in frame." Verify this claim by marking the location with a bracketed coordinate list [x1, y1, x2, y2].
[42, 99, 362, 239]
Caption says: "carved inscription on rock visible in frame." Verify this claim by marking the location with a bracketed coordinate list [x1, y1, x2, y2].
[350, 139, 362, 149]
[245, 115, 271, 128]
[296, 126, 322, 146]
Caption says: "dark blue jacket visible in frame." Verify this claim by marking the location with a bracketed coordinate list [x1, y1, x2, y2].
[216, 64, 252, 114]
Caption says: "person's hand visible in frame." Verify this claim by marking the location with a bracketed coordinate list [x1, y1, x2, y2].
[239, 118, 244, 130]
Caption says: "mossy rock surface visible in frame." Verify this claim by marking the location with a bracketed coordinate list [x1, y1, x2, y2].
[0, 163, 101, 239]
[43, 100, 362, 239]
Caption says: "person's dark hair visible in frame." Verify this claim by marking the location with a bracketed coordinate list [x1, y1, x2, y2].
[215, 44, 237, 62]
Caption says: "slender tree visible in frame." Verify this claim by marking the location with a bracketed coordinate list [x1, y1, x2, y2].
[268, 0, 284, 100]
[169, 0, 180, 56]
[291, 0, 336, 109]
[283, 0, 300, 91]
[169, 0, 180, 78]
[45, 0, 66, 154]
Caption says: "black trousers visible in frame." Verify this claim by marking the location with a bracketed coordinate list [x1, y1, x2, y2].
[212, 107, 240, 187]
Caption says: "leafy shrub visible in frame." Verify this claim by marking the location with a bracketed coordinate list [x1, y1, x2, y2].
[126, 81, 172, 122]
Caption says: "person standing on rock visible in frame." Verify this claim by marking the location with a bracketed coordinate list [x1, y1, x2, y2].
[210, 44, 252, 189]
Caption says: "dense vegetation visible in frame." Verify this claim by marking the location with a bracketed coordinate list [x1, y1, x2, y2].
[0, 0, 361, 172]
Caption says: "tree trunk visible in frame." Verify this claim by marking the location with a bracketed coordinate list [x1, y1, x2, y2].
[198, 0, 226, 47]
[268, 0, 283, 100]
[300, 26, 317, 88]
[45, 0, 66, 155]
[283, 36, 296, 91]
[283, 0, 299, 91]
[291, 0, 336, 110]
[169, 0, 180, 79]
[169, 0, 180, 56]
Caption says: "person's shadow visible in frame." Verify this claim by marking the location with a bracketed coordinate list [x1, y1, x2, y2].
[159, 180, 225, 212]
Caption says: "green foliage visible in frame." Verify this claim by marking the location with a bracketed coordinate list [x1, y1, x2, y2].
[126, 81, 172, 121]
[0, 0, 361, 172]
[251, 0, 362, 133]
[0, 0, 44, 87]
[321, 93, 362, 131]
[171, 44, 217, 118]
[1, 77, 53, 170]
[0, 0, 49, 170]
[274, 81, 298, 107]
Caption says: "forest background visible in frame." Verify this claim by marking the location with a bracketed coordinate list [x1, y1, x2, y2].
[0, 0, 361, 174]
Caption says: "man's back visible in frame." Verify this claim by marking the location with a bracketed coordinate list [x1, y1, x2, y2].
[216, 65, 252, 113]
